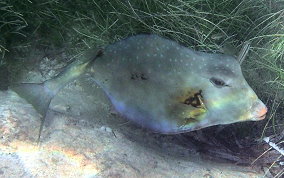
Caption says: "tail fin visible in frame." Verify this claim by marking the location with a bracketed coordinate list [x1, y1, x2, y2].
[12, 83, 55, 118]
[10, 48, 103, 143]
[11, 82, 55, 142]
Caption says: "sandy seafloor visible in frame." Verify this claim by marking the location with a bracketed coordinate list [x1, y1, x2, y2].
[0, 50, 267, 177]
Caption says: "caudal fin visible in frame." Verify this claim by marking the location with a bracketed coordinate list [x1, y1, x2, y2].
[11, 83, 55, 118]
[10, 48, 102, 143]
[11, 82, 56, 143]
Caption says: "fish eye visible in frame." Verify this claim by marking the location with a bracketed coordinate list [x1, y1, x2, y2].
[210, 77, 229, 88]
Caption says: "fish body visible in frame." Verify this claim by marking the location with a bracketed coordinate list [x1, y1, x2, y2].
[11, 34, 267, 136]
[89, 34, 267, 133]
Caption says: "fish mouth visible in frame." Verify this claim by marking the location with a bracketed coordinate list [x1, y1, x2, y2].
[250, 101, 267, 121]
[251, 113, 266, 121]
[256, 113, 266, 120]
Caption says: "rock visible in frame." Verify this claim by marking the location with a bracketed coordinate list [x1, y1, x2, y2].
[100, 126, 113, 133]
[0, 89, 266, 177]
[52, 104, 71, 113]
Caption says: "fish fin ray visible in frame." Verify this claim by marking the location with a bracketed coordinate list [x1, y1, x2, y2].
[11, 82, 54, 143]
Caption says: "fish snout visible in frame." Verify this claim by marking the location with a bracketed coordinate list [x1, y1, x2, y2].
[251, 100, 267, 121]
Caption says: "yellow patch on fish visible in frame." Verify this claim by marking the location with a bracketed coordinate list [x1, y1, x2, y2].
[168, 88, 207, 127]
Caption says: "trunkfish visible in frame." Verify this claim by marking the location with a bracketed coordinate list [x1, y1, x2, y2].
[11, 34, 267, 139]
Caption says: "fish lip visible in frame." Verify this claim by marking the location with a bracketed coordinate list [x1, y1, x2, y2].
[258, 114, 266, 120]
[251, 114, 266, 121]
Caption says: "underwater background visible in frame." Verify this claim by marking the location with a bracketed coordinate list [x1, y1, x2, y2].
[0, 0, 283, 177]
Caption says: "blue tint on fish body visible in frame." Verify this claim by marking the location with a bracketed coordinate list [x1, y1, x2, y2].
[11, 34, 267, 139]
[88, 34, 267, 133]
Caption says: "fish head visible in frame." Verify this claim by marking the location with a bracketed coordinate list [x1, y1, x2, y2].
[196, 54, 267, 126]
[173, 53, 267, 131]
